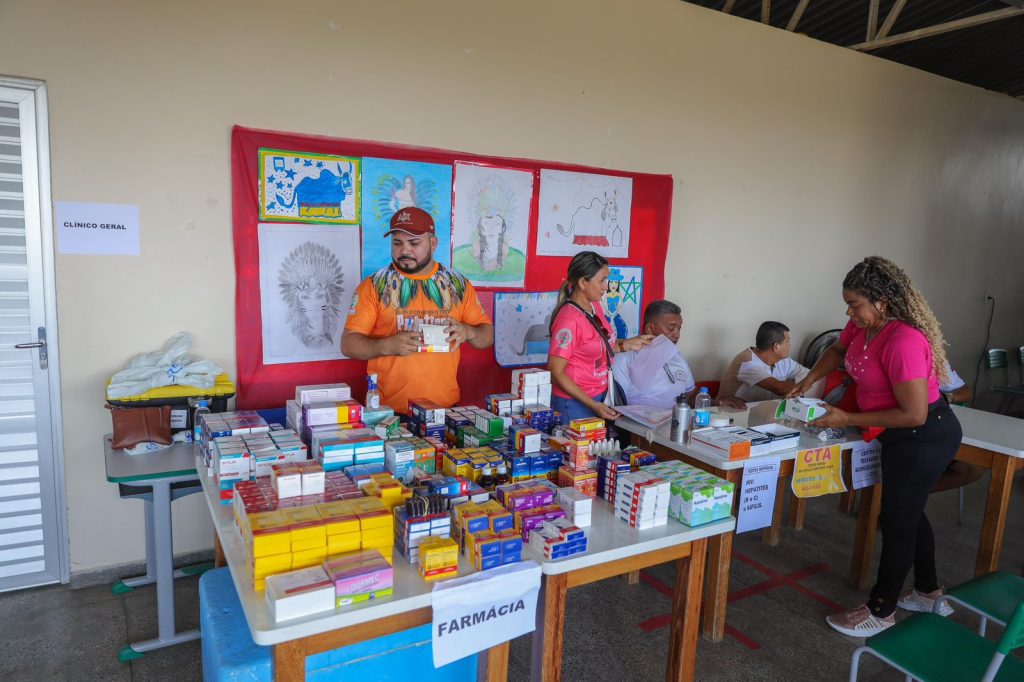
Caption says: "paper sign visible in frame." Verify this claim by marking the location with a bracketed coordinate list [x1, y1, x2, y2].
[431, 560, 541, 667]
[55, 201, 140, 255]
[736, 457, 781, 533]
[850, 439, 881, 490]
[791, 444, 847, 498]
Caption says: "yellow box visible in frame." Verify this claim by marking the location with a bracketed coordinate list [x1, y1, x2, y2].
[282, 507, 326, 549]
[316, 502, 361, 535]
[418, 536, 458, 573]
[253, 577, 266, 591]
[361, 535, 395, 551]
[292, 546, 328, 569]
[358, 508, 392, 531]
[328, 533, 362, 555]
[252, 552, 292, 578]
[349, 497, 386, 514]
[248, 511, 291, 558]
[361, 526, 393, 544]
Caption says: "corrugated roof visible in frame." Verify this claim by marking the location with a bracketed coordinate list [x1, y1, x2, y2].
[683, 0, 1024, 98]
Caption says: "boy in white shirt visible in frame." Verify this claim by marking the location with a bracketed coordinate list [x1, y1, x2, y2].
[718, 321, 809, 404]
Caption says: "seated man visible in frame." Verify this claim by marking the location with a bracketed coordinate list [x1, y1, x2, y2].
[940, 362, 972, 405]
[612, 300, 696, 408]
[718, 321, 809, 404]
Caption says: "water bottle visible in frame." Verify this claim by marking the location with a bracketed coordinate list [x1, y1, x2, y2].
[694, 387, 712, 429]
[366, 373, 380, 409]
[671, 393, 691, 443]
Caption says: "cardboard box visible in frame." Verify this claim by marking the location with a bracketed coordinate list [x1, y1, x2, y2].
[777, 398, 829, 423]
[265, 566, 335, 622]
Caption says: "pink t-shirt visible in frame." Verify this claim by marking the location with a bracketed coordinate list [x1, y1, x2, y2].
[839, 319, 940, 412]
[548, 301, 617, 399]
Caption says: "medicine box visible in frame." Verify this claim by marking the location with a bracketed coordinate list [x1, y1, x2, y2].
[776, 398, 829, 423]
[265, 566, 335, 623]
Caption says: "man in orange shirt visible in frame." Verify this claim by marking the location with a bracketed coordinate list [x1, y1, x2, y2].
[342, 207, 494, 412]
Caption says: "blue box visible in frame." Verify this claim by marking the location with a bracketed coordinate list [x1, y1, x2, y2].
[480, 555, 501, 571]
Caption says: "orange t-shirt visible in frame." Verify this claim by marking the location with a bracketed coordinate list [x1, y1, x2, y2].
[344, 262, 491, 413]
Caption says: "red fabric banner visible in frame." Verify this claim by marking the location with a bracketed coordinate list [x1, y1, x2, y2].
[232, 126, 673, 409]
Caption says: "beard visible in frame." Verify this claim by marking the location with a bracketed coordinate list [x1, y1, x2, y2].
[394, 253, 432, 274]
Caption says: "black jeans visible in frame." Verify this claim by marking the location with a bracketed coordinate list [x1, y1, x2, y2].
[868, 401, 961, 618]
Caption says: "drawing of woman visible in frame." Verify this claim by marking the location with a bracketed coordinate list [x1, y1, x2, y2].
[474, 210, 508, 272]
[604, 278, 628, 339]
[390, 175, 417, 212]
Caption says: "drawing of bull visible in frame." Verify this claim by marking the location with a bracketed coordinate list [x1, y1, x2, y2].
[555, 189, 620, 248]
[277, 162, 354, 218]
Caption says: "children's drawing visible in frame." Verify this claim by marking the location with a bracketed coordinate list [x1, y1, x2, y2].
[536, 169, 632, 258]
[494, 291, 559, 367]
[259, 149, 360, 224]
[603, 266, 643, 339]
[452, 162, 533, 288]
[258, 223, 361, 365]
[360, 158, 452, 278]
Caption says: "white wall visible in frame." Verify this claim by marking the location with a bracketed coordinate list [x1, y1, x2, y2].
[1, 0, 1021, 574]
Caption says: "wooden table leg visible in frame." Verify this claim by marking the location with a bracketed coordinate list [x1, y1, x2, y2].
[974, 454, 1015, 576]
[850, 483, 881, 591]
[624, 570, 640, 585]
[702, 530, 732, 643]
[480, 641, 510, 682]
[788, 496, 807, 530]
[762, 477, 788, 546]
[214, 533, 225, 568]
[666, 537, 708, 682]
[531, 572, 568, 682]
[274, 640, 307, 682]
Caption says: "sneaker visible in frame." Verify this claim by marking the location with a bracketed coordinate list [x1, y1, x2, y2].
[898, 588, 954, 616]
[826, 605, 895, 637]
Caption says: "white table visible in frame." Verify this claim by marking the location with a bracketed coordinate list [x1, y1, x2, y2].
[197, 456, 508, 682]
[104, 436, 208, 661]
[850, 406, 1024, 588]
[616, 401, 862, 643]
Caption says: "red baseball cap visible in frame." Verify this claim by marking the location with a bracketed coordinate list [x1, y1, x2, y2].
[384, 207, 435, 237]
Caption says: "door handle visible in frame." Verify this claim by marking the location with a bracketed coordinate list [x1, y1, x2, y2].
[14, 327, 47, 370]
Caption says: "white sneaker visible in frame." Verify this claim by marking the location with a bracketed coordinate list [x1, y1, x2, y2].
[825, 605, 895, 638]
[898, 588, 954, 616]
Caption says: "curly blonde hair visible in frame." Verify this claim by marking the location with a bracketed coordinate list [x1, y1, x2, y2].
[842, 256, 949, 384]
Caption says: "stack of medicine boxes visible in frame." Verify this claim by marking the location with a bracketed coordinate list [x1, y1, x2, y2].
[408, 399, 446, 440]
[286, 383, 352, 435]
[555, 417, 606, 498]
[511, 368, 553, 408]
[615, 470, 670, 529]
[642, 460, 735, 527]
[314, 429, 385, 473]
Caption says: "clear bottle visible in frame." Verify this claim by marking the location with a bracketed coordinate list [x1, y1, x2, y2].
[494, 463, 511, 487]
[694, 387, 712, 428]
[190, 397, 211, 453]
[365, 373, 380, 410]
[478, 465, 496, 491]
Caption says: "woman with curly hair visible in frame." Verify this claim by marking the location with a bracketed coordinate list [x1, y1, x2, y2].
[790, 256, 962, 637]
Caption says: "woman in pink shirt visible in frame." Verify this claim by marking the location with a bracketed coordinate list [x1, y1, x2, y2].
[547, 252, 651, 422]
[791, 256, 962, 638]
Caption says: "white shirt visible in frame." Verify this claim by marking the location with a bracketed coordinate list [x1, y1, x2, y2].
[720, 348, 810, 403]
[613, 341, 696, 408]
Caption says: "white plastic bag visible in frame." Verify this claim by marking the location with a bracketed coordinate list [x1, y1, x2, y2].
[106, 332, 223, 399]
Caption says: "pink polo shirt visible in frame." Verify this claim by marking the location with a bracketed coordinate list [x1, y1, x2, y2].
[548, 301, 617, 399]
[839, 319, 940, 412]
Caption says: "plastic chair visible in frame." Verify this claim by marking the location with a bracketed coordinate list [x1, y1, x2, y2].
[987, 348, 1010, 391]
[849, 600, 1024, 681]
[934, 572, 1024, 636]
[1018, 346, 1024, 387]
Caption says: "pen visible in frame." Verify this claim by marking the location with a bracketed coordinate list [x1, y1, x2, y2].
[663, 365, 676, 384]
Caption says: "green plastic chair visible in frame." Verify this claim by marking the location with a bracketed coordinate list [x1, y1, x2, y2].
[987, 348, 1009, 389]
[848, 601, 1024, 681]
[1018, 346, 1024, 386]
[935, 572, 1024, 637]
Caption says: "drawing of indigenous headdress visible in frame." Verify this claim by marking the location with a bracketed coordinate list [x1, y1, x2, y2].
[278, 241, 346, 347]
[474, 175, 516, 222]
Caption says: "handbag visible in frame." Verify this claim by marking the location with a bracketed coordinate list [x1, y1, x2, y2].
[566, 301, 619, 407]
[107, 404, 173, 450]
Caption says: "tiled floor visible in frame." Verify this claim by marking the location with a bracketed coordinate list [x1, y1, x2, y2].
[1, 472, 1021, 681]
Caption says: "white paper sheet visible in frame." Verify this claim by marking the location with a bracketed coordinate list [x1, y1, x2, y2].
[850, 439, 882, 489]
[615, 404, 673, 429]
[56, 201, 140, 255]
[627, 335, 679, 385]
[736, 456, 781, 533]
[537, 169, 632, 257]
[431, 560, 541, 667]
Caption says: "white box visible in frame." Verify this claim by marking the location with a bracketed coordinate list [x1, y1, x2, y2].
[265, 567, 335, 622]
[272, 467, 302, 499]
[521, 385, 539, 405]
[750, 423, 802, 451]
[300, 466, 325, 495]
[295, 384, 351, 405]
[537, 384, 552, 406]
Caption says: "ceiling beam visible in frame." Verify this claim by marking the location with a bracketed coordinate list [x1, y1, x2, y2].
[876, 0, 907, 40]
[867, 0, 880, 41]
[786, 0, 812, 31]
[761, 0, 771, 24]
[850, 6, 1024, 50]
[722, 0, 737, 14]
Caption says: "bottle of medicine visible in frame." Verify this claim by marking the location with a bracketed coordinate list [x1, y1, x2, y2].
[495, 463, 510, 487]
[366, 373, 380, 409]
[478, 465, 496, 491]
[189, 397, 211, 453]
